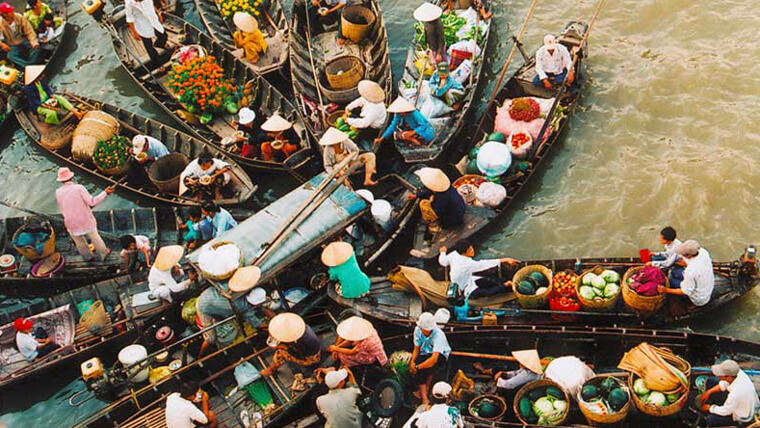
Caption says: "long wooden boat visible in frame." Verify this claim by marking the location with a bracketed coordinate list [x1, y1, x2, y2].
[362, 324, 760, 428]
[0, 274, 170, 389]
[0, 207, 180, 297]
[96, 9, 313, 175]
[409, 21, 589, 259]
[394, 0, 492, 164]
[289, 0, 392, 144]
[194, 0, 289, 76]
[15, 93, 256, 206]
[328, 253, 760, 328]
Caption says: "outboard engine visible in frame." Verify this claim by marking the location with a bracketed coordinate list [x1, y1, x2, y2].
[80, 357, 129, 401]
[740, 245, 758, 276]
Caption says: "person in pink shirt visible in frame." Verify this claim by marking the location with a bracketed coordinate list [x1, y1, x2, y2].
[54, 167, 115, 261]
[328, 316, 388, 368]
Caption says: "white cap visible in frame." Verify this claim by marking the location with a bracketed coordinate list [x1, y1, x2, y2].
[132, 135, 147, 154]
[325, 369, 348, 389]
[432, 381, 452, 398]
[544, 34, 557, 50]
[245, 287, 267, 306]
[712, 359, 740, 377]
[417, 312, 436, 330]
[239, 107, 256, 125]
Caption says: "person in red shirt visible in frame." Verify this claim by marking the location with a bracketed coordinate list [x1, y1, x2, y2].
[260, 113, 300, 162]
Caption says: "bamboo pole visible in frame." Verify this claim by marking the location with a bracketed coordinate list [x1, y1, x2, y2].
[303, 2, 328, 130]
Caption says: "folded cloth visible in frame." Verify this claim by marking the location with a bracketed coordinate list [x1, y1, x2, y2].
[630, 266, 666, 296]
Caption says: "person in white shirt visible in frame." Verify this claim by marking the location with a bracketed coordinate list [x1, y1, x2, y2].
[148, 245, 197, 302]
[646, 226, 685, 286]
[532, 34, 573, 90]
[658, 240, 714, 307]
[119, 234, 152, 271]
[696, 359, 760, 426]
[180, 150, 232, 201]
[165, 382, 216, 428]
[438, 240, 519, 299]
[345, 80, 387, 139]
[13, 317, 59, 362]
[414, 382, 464, 428]
[125, 0, 166, 65]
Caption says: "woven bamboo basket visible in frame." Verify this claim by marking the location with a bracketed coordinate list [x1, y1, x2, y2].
[326, 110, 346, 128]
[148, 153, 188, 194]
[198, 241, 243, 281]
[577, 376, 631, 426]
[468, 394, 507, 421]
[512, 265, 553, 308]
[340, 5, 375, 43]
[628, 372, 689, 417]
[325, 56, 365, 91]
[12, 224, 55, 261]
[576, 266, 622, 312]
[513, 379, 570, 426]
[621, 266, 667, 317]
[97, 161, 131, 176]
[72, 111, 119, 163]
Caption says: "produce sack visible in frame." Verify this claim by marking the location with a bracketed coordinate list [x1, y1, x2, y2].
[72, 111, 119, 163]
[234, 361, 261, 388]
[545, 356, 595, 398]
[447, 40, 481, 60]
[475, 182, 506, 207]
[494, 97, 554, 142]
[629, 266, 666, 296]
[418, 91, 454, 119]
[198, 242, 243, 281]
[451, 59, 473, 85]
[508, 131, 533, 159]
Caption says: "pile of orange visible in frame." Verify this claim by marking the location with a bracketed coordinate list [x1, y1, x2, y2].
[166, 56, 238, 113]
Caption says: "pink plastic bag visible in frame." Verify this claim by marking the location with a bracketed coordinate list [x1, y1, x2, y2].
[494, 97, 556, 142]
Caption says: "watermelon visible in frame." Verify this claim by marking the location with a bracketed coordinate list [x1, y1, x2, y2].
[528, 388, 546, 402]
[528, 271, 549, 288]
[486, 132, 507, 143]
[468, 147, 480, 160]
[581, 385, 599, 401]
[608, 388, 629, 411]
[600, 377, 618, 393]
[518, 397, 533, 420]
[478, 400, 500, 418]
[517, 280, 536, 295]
[466, 159, 480, 174]
[546, 386, 563, 400]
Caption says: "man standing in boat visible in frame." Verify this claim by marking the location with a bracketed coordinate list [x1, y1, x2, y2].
[658, 240, 715, 310]
[124, 0, 167, 66]
[532, 34, 574, 90]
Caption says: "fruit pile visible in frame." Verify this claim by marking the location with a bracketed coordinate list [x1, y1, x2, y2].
[510, 131, 531, 150]
[216, 0, 262, 19]
[508, 97, 541, 122]
[549, 271, 579, 311]
[93, 135, 130, 171]
[517, 385, 568, 425]
[335, 117, 358, 140]
[580, 377, 630, 414]
[578, 270, 621, 303]
[631, 377, 682, 407]
[166, 56, 240, 117]
[515, 270, 550, 296]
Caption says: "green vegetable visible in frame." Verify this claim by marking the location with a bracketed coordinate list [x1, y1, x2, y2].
[633, 378, 650, 396]
[582, 273, 595, 286]
[528, 388, 546, 402]
[517, 280, 535, 296]
[336, 117, 345, 127]
[532, 397, 555, 417]
[608, 388, 628, 411]
[600, 377, 618, 393]
[477, 399, 501, 418]
[553, 400, 568, 412]
[646, 391, 667, 406]
[200, 113, 213, 124]
[666, 392, 681, 403]
[581, 385, 599, 401]
[518, 397, 533, 420]
[468, 147, 480, 159]
[546, 386, 563, 400]
[579, 286, 596, 301]
[486, 132, 506, 143]
[528, 271, 549, 288]
[601, 270, 620, 283]
[604, 283, 620, 298]
[592, 275, 607, 290]
[347, 130, 358, 139]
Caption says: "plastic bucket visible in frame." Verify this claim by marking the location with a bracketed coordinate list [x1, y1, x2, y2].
[371, 199, 392, 229]
[118, 344, 149, 383]
[639, 248, 651, 263]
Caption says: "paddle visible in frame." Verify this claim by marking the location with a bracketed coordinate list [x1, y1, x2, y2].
[303, 1, 328, 131]
[0, 199, 120, 242]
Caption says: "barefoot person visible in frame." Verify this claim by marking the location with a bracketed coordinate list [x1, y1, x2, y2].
[410, 312, 451, 406]
[414, 2, 445, 64]
[329, 316, 387, 369]
[260, 313, 323, 377]
[439, 240, 520, 299]
[344, 80, 387, 142]
[321, 127, 377, 187]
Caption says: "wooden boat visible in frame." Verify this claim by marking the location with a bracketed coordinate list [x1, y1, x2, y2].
[96, 9, 313, 176]
[194, 0, 289, 76]
[0, 274, 170, 389]
[15, 93, 257, 206]
[394, 0, 492, 163]
[0, 207, 180, 297]
[328, 253, 760, 328]
[409, 21, 589, 259]
[289, 0, 392, 144]
[362, 324, 760, 428]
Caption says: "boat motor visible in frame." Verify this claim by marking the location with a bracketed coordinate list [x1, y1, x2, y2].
[741, 245, 758, 276]
[80, 357, 129, 401]
[82, 0, 106, 22]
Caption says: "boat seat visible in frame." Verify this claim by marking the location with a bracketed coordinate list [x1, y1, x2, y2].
[121, 407, 167, 428]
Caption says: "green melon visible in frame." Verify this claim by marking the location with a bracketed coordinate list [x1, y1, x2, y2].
[600, 377, 618, 393]
[546, 386, 563, 400]
[486, 132, 507, 143]
[528, 388, 545, 402]
[608, 388, 629, 411]
[517, 280, 536, 295]
[478, 400, 500, 418]
[528, 271, 550, 288]
[518, 397, 533, 420]
[581, 385, 599, 402]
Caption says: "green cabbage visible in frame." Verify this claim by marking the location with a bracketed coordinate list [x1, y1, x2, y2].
[647, 391, 667, 406]
[633, 378, 650, 396]
[579, 286, 596, 301]
[592, 275, 607, 289]
[533, 397, 555, 417]
[583, 273, 595, 286]
[602, 270, 620, 283]
[593, 286, 605, 296]
[553, 400, 567, 412]
[604, 284, 620, 298]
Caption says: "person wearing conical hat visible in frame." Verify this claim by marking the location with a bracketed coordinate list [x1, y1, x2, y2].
[147, 245, 198, 302]
[493, 349, 542, 397]
[429, 61, 465, 107]
[413, 167, 465, 234]
[233, 12, 267, 64]
[21, 65, 83, 125]
[0, 2, 41, 67]
[414, 2, 446, 64]
[375, 96, 436, 147]
[321, 127, 377, 187]
[322, 241, 370, 298]
[344, 80, 387, 140]
[328, 316, 387, 368]
[232, 106, 267, 159]
[533, 34, 574, 90]
[260, 313, 323, 377]
[260, 113, 300, 162]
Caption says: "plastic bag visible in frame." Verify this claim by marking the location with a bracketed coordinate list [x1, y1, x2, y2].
[447, 40, 481, 59]
[475, 182, 507, 207]
[494, 97, 556, 142]
[508, 132, 533, 159]
[545, 357, 595, 398]
[418, 82, 453, 119]
[234, 361, 261, 388]
[451, 60, 473, 85]
[413, 52, 434, 78]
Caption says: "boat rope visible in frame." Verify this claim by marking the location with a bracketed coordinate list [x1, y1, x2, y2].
[302, 2, 328, 131]
[68, 389, 95, 407]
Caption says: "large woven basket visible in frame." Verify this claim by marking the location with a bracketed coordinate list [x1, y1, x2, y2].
[628, 372, 689, 417]
[318, 77, 361, 104]
[12, 223, 55, 261]
[577, 375, 631, 426]
[512, 265, 553, 308]
[513, 379, 570, 426]
[198, 241, 243, 281]
[326, 110, 346, 128]
[325, 56, 365, 91]
[576, 266, 621, 312]
[340, 5, 375, 43]
[621, 266, 667, 317]
[72, 111, 119, 163]
[148, 153, 188, 194]
[468, 394, 507, 421]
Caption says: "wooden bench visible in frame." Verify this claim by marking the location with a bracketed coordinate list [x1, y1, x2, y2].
[121, 407, 166, 428]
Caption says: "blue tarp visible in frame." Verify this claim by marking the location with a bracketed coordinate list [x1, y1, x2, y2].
[188, 174, 367, 285]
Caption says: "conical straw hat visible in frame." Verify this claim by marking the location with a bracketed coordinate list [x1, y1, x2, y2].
[261, 113, 292, 132]
[228, 266, 262, 292]
[318, 127, 350, 146]
[321, 241, 354, 267]
[512, 349, 542, 374]
[336, 316, 374, 341]
[358, 80, 385, 103]
[387, 96, 416, 114]
[24, 65, 45, 85]
[233, 12, 258, 33]
[154, 245, 184, 271]
[413, 2, 442, 22]
[414, 167, 450, 192]
[268, 313, 306, 343]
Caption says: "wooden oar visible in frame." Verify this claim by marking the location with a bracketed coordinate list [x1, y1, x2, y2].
[263, 10, 283, 39]
[0, 201, 121, 242]
[303, 2, 328, 130]
[450, 350, 552, 365]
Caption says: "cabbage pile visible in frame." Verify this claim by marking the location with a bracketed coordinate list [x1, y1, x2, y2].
[632, 378, 682, 407]
[517, 386, 568, 425]
[578, 270, 620, 302]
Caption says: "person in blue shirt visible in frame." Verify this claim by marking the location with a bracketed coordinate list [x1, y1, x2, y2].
[375, 96, 435, 147]
[179, 206, 213, 249]
[201, 201, 238, 238]
[414, 167, 466, 235]
[132, 134, 170, 162]
[429, 62, 465, 107]
[410, 311, 451, 406]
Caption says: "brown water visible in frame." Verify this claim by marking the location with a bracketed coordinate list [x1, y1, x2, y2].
[1, 0, 759, 423]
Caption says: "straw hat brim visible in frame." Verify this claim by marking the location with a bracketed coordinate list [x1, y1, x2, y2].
[415, 167, 450, 193]
[24, 65, 45, 86]
[154, 245, 184, 271]
[387, 97, 416, 114]
[268, 313, 306, 343]
[358, 80, 385, 104]
[233, 12, 258, 33]
[413, 2, 442, 22]
[318, 127, 350, 146]
[261, 114, 292, 133]
[512, 349, 542, 374]
[228, 266, 262, 292]
[337, 316, 374, 342]
[321, 241, 354, 267]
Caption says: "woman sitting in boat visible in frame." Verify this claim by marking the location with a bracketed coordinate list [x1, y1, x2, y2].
[327, 316, 387, 370]
[200, 201, 237, 238]
[321, 241, 370, 298]
[260, 313, 323, 377]
[409, 311, 451, 406]
[414, 2, 446, 64]
[260, 113, 300, 162]
[22, 65, 84, 125]
[179, 149, 232, 200]
[344, 80, 387, 141]
[232, 12, 267, 64]
[321, 127, 377, 187]
[429, 62, 465, 108]
[491, 349, 542, 397]
[375, 96, 435, 147]
[439, 240, 519, 299]
[413, 167, 466, 234]
[23, 0, 61, 32]
[230, 107, 266, 159]
[147, 245, 198, 303]
[14, 317, 59, 362]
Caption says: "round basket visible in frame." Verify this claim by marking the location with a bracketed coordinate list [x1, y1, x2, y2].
[198, 241, 243, 281]
[628, 373, 689, 417]
[98, 161, 131, 176]
[512, 265, 553, 309]
[326, 110, 346, 128]
[325, 55, 365, 91]
[340, 5, 376, 44]
[148, 152, 189, 194]
[72, 111, 119, 163]
[575, 266, 622, 312]
[12, 224, 55, 261]
[621, 266, 667, 317]
[577, 376, 631, 426]
[513, 379, 570, 426]
[453, 175, 486, 205]
[468, 394, 507, 421]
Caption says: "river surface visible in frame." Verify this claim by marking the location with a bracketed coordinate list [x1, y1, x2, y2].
[1, 0, 759, 425]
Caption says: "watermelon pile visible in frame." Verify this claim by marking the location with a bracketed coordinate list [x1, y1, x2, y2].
[517, 385, 568, 425]
[580, 377, 629, 414]
[516, 270, 550, 296]
[578, 270, 620, 302]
